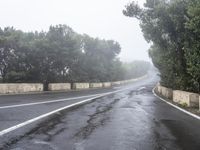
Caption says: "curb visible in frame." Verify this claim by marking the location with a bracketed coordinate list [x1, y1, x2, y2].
[152, 87, 200, 120]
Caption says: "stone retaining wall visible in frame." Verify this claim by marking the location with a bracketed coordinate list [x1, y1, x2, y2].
[0, 83, 43, 94]
[111, 81, 121, 86]
[156, 84, 173, 99]
[102, 82, 112, 88]
[173, 90, 199, 108]
[72, 83, 90, 90]
[48, 83, 71, 91]
[89, 83, 103, 88]
[155, 84, 199, 108]
[0, 75, 147, 94]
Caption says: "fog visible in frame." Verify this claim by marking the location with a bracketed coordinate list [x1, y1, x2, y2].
[0, 0, 150, 62]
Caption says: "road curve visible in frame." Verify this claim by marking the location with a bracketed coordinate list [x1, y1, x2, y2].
[0, 72, 200, 150]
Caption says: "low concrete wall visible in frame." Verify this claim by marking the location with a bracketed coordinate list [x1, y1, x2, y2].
[89, 83, 103, 88]
[72, 83, 90, 90]
[155, 84, 200, 108]
[156, 85, 173, 99]
[120, 80, 127, 84]
[123, 80, 129, 84]
[199, 97, 200, 111]
[127, 75, 147, 83]
[0, 83, 43, 94]
[129, 79, 137, 82]
[173, 90, 199, 108]
[0, 75, 147, 94]
[111, 81, 121, 86]
[102, 82, 112, 88]
[48, 83, 71, 91]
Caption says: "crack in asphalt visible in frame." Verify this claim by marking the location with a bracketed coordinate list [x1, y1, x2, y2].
[0, 94, 122, 150]
[74, 98, 120, 139]
[0, 103, 88, 150]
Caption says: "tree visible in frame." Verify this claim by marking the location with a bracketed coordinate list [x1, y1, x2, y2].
[28, 25, 82, 89]
[76, 34, 121, 82]
[123, 60, 150, 79]
[123, 0, 200, 92]
[0, 27, 25, 82]
[184, 0, 200, 92]
[0, 24, 149, 86]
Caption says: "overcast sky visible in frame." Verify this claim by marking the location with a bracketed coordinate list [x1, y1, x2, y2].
[0, 0, 150, 62]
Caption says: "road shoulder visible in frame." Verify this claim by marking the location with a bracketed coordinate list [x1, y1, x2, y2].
[152, 87, 200, 120]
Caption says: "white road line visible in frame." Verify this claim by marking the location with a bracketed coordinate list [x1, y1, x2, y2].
[0, 85, 137, 109]
[0, 94, 106, 136]
[137, 86, 146, 91]
[152, 87, 200, 120]
[0, 85, 137, 136]
[0, 75, 148, 109]
[0, 93, 104, 109]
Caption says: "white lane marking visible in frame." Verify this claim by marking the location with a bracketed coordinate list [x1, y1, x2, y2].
[152, 87, 200, 120]
[0, 86, 134, 136]
[0, 85, 139, 109]
[0, 84, 145, 136]
[0, 93, 104, 109]
[33, 140, 58, 150]
[137, 86, 146, 91]
[0, 75, 149, 109]
[0, 94, 106, 136]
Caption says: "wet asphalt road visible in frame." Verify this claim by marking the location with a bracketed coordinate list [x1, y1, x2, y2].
[0, 72, 200, 150]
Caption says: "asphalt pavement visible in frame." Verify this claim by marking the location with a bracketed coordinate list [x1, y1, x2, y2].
[0, 72, 200, 150]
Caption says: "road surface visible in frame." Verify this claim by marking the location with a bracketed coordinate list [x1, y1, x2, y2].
[0, 72, 200, 150]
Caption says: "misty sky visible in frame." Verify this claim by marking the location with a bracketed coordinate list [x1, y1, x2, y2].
[0, 0, 150, 62]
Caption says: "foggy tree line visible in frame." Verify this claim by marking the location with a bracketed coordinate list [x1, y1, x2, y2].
[122, 61, 150, 79]
[124, 0, 200, 93]
[0, 25, 150, 88]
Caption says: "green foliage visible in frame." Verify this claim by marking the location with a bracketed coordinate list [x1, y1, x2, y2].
[184, 0, 200, 92]
[0, 24, 150, 85]
[124, 0, 200, 93]
[180, 102, 188, 108]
